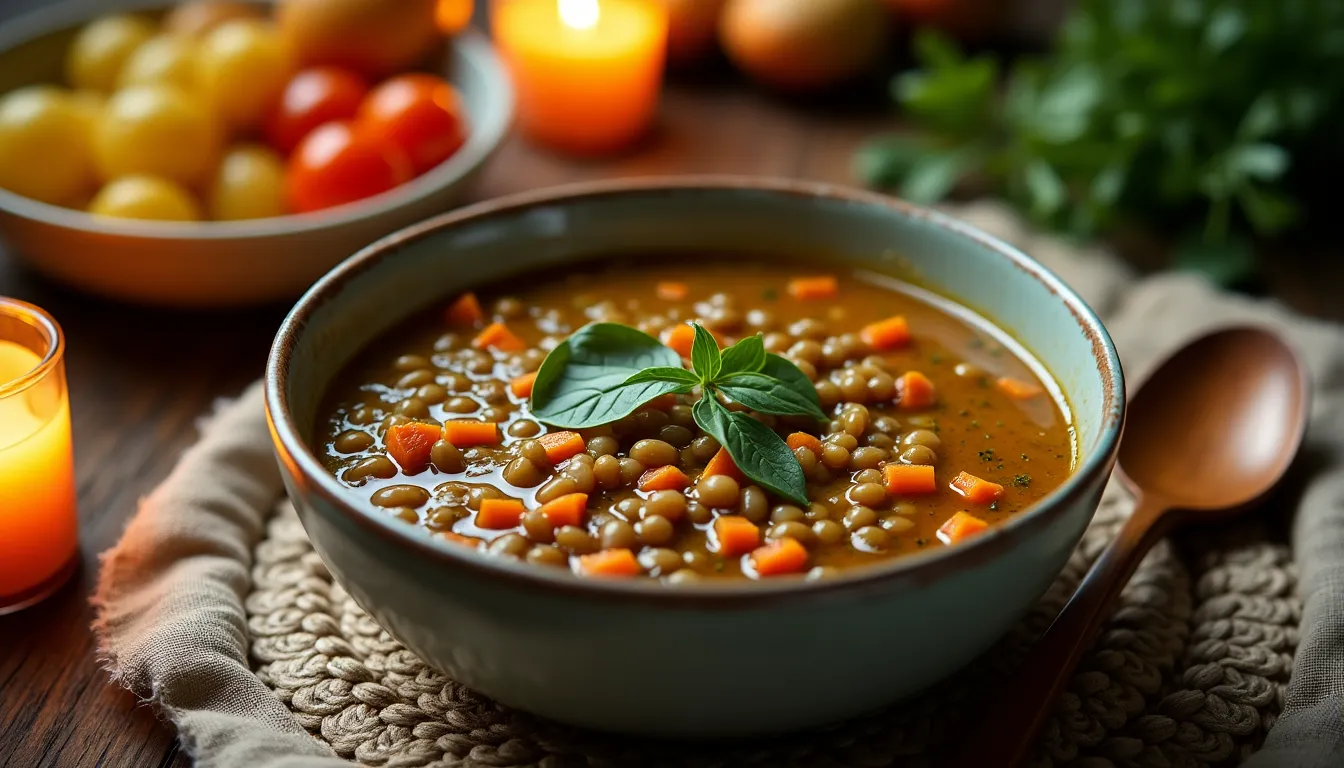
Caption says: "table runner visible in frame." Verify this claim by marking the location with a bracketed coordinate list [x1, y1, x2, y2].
[92, 201, 1344, 767]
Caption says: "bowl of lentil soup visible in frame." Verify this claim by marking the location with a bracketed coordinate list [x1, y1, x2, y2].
[266, 177, 1124, 736]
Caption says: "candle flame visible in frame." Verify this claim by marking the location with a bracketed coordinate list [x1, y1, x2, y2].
[558, 0, 599, 30]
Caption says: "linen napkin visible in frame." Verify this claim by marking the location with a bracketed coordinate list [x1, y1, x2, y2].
[93, 201, 1344, 767]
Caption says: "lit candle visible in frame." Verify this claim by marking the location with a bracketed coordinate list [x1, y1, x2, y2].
[0, 299, 77, 614]
[493, 0, 668, 155]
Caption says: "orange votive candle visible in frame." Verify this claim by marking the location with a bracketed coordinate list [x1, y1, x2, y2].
[493, 0, 668, 155]
[0, 299, 77, 614]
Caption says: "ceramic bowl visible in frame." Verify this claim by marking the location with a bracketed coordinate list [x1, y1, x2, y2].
[266, 178, 1125, 737]
[0, 0, 510, 308]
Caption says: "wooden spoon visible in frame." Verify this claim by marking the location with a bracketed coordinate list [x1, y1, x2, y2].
[960, 326, 1310, 767]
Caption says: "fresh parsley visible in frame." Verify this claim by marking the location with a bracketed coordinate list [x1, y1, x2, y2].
[530, 323, 825, 505]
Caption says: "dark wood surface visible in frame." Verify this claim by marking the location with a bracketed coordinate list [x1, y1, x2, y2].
[1, 27, 1340, 768]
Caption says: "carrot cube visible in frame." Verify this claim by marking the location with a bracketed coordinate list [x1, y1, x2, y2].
[384, 422, 442, 474]
[510, 371, 538, 399]
[750, 537, 809, 576]
[445, 292, 484, 326]
[786, 275, 838, 300]
[538, 493, 588, 527]
[656, 281, 689, 301]
[883, 464, 936, 495]
[937, 511, 990, 545]
[661, 323, 696, 357]
[996, 376, 1044, 400]
[702, 447, 745, 482]
[578, 548, 641, 577]
[859, 316, 910, 351]
[949, 471, 1004, 504]
[713, 515, 760, 557]
[471, 321, 526, 352]
[786, 432, 824, 455]
[639, 465, 691, 492]
[538, 431, 585, 464]
[476, 498, 524, 529]
[896, 370, 936, 409]
[442, 420, 501, 447]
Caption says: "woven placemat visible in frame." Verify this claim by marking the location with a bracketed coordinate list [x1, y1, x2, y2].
[246, 480, 1298, 768]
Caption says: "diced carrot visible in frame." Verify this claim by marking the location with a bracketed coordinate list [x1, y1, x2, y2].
[950, 471, 1004, 504]
[702, 447, 745, 482]
[438, 531, 483, 549]
[937, 511, 990, 545]
[639, 465, 691, 492]
[442, 420, 501, 447]
[996, 376, 1044, 400]
[510, 371, 538, 399]
[445, 292, 484, 326]
[713, 515, 761, 557]
[896, 370, 936, 409]
[538, 430, 585, 464]
[476, 498, 524, 529]
[883, 464, 937, 495]
[538, 492, 588, 527]
[661, 323, 696, 357]
[787, 275, 838, 300]
[786, 432, 824, 455]
[640, 393, 678, 411]
[859, 316, 911, 351]
[384, 422, 442, 474]
[471, 321, 526, 352]
[656, 281, 689, 301]
[578, 548, 641, 577]
[750, 537, 809, 576]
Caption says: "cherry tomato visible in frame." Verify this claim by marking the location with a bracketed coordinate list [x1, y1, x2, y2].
[88, 175, 202, 221]
[266, 67, 369, 155]
[357, 74, 466, 175]
[286, 120, 411, 213]
[66, 14, 155, 93]
[197, 20, 292, 132]
[0, 87, 98, 205]
[94, 85, 221, 188]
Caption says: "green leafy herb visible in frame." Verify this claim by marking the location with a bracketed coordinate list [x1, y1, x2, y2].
[531, 323, 822, 505]
[1013, 474, 1033, 487]
[857, 1, 1344, 285]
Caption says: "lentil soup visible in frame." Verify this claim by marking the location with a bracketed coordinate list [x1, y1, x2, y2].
[316, 258, 1074, 581]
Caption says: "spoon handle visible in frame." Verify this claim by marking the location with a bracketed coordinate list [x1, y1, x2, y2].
[956, 497, 1174, 768]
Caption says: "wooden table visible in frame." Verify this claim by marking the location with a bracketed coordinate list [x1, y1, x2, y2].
[2, 46, 1340, 768]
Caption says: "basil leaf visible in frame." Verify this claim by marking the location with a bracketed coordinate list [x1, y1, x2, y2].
[690, 324, 721, 381]
[760, 353, 824, 412]
[624, 367, 700, 387]
[693, 395, 808, 506]
[718, 374, 827, 420]
[719, 334, 766, 376]
[531, 323, 684, 429]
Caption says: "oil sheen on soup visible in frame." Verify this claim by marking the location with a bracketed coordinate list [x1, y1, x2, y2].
[317, 259, 1075, 582]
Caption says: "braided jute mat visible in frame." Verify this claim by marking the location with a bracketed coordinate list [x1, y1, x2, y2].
[247, 493, 1296, 768]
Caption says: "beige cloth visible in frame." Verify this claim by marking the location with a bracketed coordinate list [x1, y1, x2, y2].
[93, 202, 1344, 767]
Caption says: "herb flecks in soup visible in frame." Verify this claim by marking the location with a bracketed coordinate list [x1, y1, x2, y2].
[317, 261, 1073, 581]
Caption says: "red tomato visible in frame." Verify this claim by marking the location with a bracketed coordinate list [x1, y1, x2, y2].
[267, 67, 369, 154]
[357, 73, 466, 175]
[286, 120, 412, 213]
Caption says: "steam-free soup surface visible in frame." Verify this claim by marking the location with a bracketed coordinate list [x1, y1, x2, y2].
[317, 258, 1074, 581]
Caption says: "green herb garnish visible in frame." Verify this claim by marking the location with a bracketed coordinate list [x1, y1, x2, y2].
[530, 322, 825, 505]
[1013, 474, 1033, 487]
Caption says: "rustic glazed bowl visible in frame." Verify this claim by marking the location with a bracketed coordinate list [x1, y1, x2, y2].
[266, 178, 1125, 737]
[0, 0, 510, 308]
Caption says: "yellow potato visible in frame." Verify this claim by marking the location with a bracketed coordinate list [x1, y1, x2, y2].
[0, 87, 97, 205]
[117, 35, 200, 91]
[88, 175, 202, 221]
[196, 20, 292, 132]
[208, 144, 288, 220]
[94, 85, 221, 188]
[65, 14, 156, 92]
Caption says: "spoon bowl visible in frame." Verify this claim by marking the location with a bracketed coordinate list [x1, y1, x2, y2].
[962, 324, 1310, 767]
[1117, 327, 1310, 513]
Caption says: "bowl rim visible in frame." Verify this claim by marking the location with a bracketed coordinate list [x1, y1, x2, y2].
[0, 0, 512, 239]
[265, 176, 1126, 607]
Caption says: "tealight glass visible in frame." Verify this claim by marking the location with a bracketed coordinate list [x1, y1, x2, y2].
[0, 298, 77, 614]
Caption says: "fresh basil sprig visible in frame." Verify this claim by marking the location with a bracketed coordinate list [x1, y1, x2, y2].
[530, 322, 825, 505]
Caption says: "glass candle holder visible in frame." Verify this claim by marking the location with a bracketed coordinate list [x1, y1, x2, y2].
[0, 298, 77, 615]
